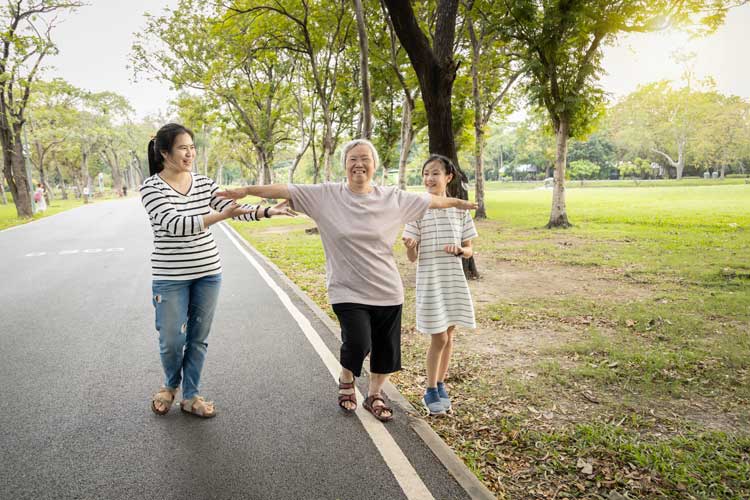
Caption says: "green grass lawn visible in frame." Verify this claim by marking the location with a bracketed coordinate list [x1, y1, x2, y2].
[0, 193, 122, 231]
[231, 180, 750, 499]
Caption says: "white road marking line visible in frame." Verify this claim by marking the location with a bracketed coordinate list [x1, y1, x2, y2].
[219, 223, 435, 500]
[23, 248, 126, 257]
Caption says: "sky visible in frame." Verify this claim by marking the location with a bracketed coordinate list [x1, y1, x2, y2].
[42, 1, 750, 120]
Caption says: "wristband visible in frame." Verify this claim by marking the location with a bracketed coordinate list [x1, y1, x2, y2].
[264, 206, 271, 218]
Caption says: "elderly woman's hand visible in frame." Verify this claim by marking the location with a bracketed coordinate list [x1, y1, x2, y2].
[215, 187, 248, 200]
[268, 200, 297, 217]
[456, 199, 478, 211]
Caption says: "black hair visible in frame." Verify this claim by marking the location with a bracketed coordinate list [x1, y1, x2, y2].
[421, 154, 467, 198]
[421, 154, 457, 176]
[147, 123, 195, 176]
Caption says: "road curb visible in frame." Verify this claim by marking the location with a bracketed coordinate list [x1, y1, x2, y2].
[222, 222, 496, 500]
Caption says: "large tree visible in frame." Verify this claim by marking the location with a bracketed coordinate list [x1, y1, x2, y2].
[381, 1, 464, 184]
[0, 0, 82, 217]
[383, 0, 480, 277]
[499, 0, 744, 228]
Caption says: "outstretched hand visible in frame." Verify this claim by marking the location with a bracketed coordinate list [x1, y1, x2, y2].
[457, 199, 478, 211]
[215, 187, 247, 200]
[268, 200, 297, 218]
[219, 200, 256, 219]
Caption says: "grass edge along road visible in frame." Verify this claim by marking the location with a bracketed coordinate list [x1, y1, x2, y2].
[0, 193, 127, 231]
[230, 182, 750, 500]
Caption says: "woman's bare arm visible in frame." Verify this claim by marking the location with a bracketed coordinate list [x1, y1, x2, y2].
[216, 184, 291, 201]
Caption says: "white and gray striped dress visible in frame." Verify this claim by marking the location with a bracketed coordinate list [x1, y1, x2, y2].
[140, 172, 258, 281]
[403, 208, 478, 334]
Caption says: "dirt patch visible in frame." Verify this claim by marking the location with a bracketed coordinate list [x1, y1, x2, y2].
[470, 257, 653, 303]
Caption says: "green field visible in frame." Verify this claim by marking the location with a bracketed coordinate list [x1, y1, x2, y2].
[231, 181, 750, 499]
[0, 192, 124, 231]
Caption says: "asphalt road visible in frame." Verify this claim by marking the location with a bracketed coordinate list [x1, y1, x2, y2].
[0, 198, 472, 500]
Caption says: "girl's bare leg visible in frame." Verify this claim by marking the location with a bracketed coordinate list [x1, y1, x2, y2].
[436, 326, 456, 383]
[426, 331, 449, 388]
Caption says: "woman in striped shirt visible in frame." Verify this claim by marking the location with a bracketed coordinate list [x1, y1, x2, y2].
[403, 155, 478, 417]
[141, 123, 294, 418]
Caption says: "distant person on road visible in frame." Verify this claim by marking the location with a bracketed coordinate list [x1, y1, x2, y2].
[403, 155, 478, 417]
[217, 139, 477, 422]
[141, 123, 295, 419]
[34, 184, 47, 212]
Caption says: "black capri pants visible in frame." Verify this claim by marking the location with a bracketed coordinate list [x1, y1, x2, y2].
[332, 302, 402, 377]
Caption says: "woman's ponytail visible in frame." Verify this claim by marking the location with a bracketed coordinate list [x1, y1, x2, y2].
[147, 138, 162, 176]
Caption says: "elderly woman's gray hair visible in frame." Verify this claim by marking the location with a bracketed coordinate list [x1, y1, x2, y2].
[340, 138, 380, 172]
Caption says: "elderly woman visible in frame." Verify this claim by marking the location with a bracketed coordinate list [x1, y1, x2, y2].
[218, 139, 476, 421]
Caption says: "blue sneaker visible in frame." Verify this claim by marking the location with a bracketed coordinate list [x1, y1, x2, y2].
[437, 382, 452, 413]
[422, 387, 446, 416]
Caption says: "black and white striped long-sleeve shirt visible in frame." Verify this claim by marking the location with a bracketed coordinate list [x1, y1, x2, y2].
[140, 173, 259, 281]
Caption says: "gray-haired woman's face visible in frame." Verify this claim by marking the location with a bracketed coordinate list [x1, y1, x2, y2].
[345, 144, 376, 185]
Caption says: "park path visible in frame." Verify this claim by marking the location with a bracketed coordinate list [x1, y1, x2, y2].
[0, 198, 476, 500]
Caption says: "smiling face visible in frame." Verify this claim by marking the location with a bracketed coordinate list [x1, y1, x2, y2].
[345, 143, 376, 187]
[422, 159, 453, 196]
[161, 132, 195, 173]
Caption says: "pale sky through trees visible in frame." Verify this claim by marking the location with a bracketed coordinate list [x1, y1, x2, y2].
[44, 1, 749, 120]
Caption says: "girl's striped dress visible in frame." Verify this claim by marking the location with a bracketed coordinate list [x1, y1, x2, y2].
[403, 207, 478, 334]
[140, 172, 258, 280]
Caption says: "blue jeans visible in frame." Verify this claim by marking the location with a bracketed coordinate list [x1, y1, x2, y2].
[152, 274, 222, 400]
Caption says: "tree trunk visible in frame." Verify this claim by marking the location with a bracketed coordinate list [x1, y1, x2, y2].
[469, 20, 486, 219]
[80, 149, 90, 203]
[56, 165, 68, 200]
[353, 0, 372, 139]
[547, 119, 571, 228]
[398, 93, 414, 190]
[3, 126, 34, 217]
[499, 145, 504, 178]
[322, 123, 334, 182]
[215, 162, 224, 186]
[110, 149, 123, 195]
[384, 0, 477, 277]
[676, 137, 685, 180]
[0, 169, 7, 204]
[289, 137, 310, 184]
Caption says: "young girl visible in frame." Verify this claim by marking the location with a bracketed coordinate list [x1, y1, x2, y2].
[403, 154, 478, 416]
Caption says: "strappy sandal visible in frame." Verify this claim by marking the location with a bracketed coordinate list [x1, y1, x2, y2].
[151, 386, 177, 415]
[363, 394, 393, 422]
[180, 395, 217, 418]
[338, 379, 357, 413]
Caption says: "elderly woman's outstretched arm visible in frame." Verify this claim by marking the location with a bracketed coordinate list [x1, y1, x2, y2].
[428, 195, 478, 211]
[216, 184, 291, 201]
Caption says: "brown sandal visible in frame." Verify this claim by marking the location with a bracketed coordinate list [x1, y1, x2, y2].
[363, 394, 393, 422]
[338, 379, 357, 413]
[180, 395, 217, 418]
[151, 386, 177, 415]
